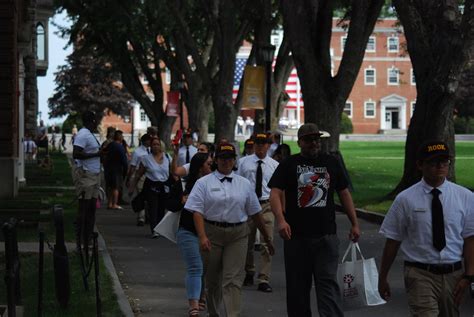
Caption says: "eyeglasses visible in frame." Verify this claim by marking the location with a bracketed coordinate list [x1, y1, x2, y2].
[301, 135, 321, 143]
[426, 158, 451, 167]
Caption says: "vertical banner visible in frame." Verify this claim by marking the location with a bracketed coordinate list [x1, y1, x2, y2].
[166, 91, 180, 116]
[242, 65, 265, 110]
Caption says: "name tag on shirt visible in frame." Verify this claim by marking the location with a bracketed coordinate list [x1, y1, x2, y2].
[211, 188, 221, 192]
[413, 208, 426, 212]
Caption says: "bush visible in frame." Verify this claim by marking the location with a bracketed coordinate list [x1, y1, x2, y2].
[341, 113, 353, 134]
[454, 117, 474, 134]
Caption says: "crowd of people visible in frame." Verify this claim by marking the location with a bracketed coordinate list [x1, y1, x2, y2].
[71, 110, 474, 317]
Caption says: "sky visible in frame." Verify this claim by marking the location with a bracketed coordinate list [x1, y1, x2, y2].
[37, 11, 72, 125]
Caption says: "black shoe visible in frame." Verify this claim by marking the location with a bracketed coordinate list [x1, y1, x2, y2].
[243, 274, 254, 286]
[137, 220, 145, 226]
[257, 282, 272, 293]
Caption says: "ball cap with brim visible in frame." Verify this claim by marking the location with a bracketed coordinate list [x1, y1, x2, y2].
[216, 143, 237, 158]
[244, 139, 255, 147]
[253, 133, 271, 144]
[417, 140, 452, 161]
[297, 123, 324, 139]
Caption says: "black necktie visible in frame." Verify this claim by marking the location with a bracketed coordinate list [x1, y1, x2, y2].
[26, 141, 30, 153]
[147, 147, 150, 154]
[256, 160, 263, 198]
[220, 177, 232, 183]
[431, 188, 446, 252]
[186, 146, 190, 163]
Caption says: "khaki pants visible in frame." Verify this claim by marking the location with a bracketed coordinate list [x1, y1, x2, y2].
[404, 265, 462, 317]
[135, 175, 146, 222]
[245, 202, 274, 283]
[203, 222, 249, 317]
[73, 167, 100, 199]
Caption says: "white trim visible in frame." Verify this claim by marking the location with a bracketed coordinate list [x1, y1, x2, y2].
[364, 67, 376, 85]
[364, 100, 376, 118]
[387, 36, 399, 53]
[366, 36, 376, 52]
[344, 101, 353, 118]
[387, 67, 399, 85]
[379, 94, 407, 130]
[341, 36, 347, 52]
[410, 69, 416, 86]
[410, 101, 416, 117]
[332, 56, 411, 61]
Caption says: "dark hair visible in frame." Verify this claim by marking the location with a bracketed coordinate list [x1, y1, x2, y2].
[82, 111, 96, 125]
[185, 153, 210, 194]
[113, 130, 123, 141]
[273, 143, 291, 162]
[140, 133, 151, 143]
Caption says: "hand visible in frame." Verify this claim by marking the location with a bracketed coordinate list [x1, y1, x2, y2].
[453, 277, 470, 306]
[378, 278, 391, 301]
[349, 224, 361, 242]
[277, 220, 291, 240]
[199, 235, 211, 252]
[264, 238, 275, 256]
[172, 143, 179, 155]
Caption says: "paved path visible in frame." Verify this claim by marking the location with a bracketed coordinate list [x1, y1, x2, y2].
[96, 206, 474, 316]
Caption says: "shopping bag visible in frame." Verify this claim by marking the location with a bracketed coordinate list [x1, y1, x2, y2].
[153, 210, 181, 243]
[337, 242, 386, 311]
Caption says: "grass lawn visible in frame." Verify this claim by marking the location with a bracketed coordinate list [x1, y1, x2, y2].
[263, 140, 474, 213]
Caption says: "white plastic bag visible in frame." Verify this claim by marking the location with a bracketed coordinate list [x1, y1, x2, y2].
[337, 242, 386, 311]
[153, 210, 181, 243]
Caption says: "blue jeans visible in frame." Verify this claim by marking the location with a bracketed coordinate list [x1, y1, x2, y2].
[177, 228, 203, 300]
[284, 234, 343, 317]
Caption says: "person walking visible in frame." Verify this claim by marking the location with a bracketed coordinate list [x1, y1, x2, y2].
[268, 123, 360, 317]
[177, 132, 198, 167]
[129, 137, 173, 238]
[172, 142, 213, 178]
[126, 133, 151, 226]
[72, 111, 102, 250]
[177, 152, 214, 317]
[378, 140, 474, 316]
[103, 130, 128, 210]
[241, 139, 255, 157]
[185, 142, 275, 317]
[237, 133, 279, 293]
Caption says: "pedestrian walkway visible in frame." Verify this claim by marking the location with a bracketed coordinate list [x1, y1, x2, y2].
[96, 205, 474, 316]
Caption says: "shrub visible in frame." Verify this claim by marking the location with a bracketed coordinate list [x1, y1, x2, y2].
[341, 113, 353, 134]
[454, 117, 474, 134]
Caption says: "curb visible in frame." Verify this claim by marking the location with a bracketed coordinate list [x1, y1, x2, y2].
[336, 204, 385, 225]
[97, 233, 135, 317]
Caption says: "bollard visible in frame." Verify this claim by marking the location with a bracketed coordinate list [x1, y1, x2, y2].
[93, 232, 101, 316]
[2, 218, 21, 317]
[38, 231, 44, 316]
[52, 205, 71, 308]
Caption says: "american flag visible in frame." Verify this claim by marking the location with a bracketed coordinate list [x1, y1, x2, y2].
[232, 56, 303, 109]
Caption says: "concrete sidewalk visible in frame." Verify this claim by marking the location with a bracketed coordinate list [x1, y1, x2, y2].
[95, 205, 474, 316]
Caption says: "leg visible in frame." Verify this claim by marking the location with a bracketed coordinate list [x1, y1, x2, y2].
[221, 225, 248, 317]
[404, 266, 441, 317]
[284, 238, 313, 317]
[204, 223, 224, 317]
[244, 219, 257, 284]
[256, 205, 275, 285]
[312, 235, 343, 317]
[146, 191, 159, 234]
[439, 270, 462, 317]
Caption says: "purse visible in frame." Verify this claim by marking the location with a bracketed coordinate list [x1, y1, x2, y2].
[131, 190, 146, 213]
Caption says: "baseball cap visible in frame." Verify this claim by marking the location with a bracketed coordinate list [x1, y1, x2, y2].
[417, 140, 452, 161]
[253, 133, 271, 144]
[297, 123, 323, 139]
[215, 143, 237, 158]
[244, 139, 255, 147]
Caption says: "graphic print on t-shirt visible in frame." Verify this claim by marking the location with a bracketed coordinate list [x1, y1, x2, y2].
[296, 165, 330, 208]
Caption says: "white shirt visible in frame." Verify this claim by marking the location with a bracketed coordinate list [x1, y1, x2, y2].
[237, 154, 279, 201]
[267, 143, 278, 158]
[24, 140, 37, 153]
[73, 128, 101, 174]
[130, 145, 149, 167]
[184, 171, 262, 223]
[140, 153, 171, 182]
[182, 163, 191, 176]
[380, 178, 474, 264]
[177, 145, 197, 166]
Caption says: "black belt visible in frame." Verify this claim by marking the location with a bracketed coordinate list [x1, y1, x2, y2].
[205, 219, 244, 228]
[259, 199, 270, 204]
[404, 261, 462, 275]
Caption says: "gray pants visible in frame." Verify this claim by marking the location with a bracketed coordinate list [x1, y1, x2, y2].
[283, 234, 343, 317]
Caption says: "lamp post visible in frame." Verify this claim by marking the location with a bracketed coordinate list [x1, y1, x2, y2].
[177, 80, 186, 131]
[261, 44, 276, 132]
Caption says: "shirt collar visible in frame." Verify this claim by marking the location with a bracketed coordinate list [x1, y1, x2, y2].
[250, 154, 267, 163]
[214, 170, 234, 179]
[420, 178, 448, 194]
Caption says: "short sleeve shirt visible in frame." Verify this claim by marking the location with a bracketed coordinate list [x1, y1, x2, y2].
[73, 128, 101, 174]
[130, 145, 149, 167]
[177, 145, 197, 166]
[184, 171, 261, 223]
[140, 153, 171, 182]
[237, 154, 279, 201]
[268, 153, 348, 238]
[380, 179, 474, 263]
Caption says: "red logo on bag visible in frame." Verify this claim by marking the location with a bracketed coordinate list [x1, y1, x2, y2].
[343, 274, 358, 298]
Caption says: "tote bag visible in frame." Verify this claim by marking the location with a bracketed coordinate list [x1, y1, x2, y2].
[153, 210, 181, 243]
[337, 242, 386, 311]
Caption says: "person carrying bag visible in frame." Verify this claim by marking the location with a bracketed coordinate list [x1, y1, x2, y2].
[337, 241, 386, 311]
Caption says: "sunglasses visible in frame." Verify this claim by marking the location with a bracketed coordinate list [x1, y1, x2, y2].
[426, 158, 451, 167]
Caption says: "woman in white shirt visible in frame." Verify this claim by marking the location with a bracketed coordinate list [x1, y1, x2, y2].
[130, 137, 173, 237]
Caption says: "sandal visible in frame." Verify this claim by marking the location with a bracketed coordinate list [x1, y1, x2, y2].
[188, 308, 199, 317]
[198, 299, 206, 311]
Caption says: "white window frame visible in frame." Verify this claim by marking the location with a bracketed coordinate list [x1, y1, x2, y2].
[366, 36, 376, 52]
[36, 23, 45, 61]
[140, 110, 147, 122]
[387, 67, 399, 85]
[364, 67, 376, 85]
[341, 36, 347, 52]
[344, 101, 353, 118]
[387, 36, 399, 53]
[411, 101, 416, 117]
[364, 100, 376, 118]
[410, 69, 416, 85]
[165, 68, 171, 84]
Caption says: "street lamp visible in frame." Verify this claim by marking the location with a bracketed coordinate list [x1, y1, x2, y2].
[177, 80, 186, 131]
[261, 44, 276, 132]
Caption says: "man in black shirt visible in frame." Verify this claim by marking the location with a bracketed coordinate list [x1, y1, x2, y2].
[269, 123, 360, 317]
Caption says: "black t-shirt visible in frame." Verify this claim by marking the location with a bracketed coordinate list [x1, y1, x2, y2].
[268, 153, 348, 238]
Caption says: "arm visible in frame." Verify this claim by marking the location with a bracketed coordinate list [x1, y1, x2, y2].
[129, 163, 146, 193]
[378, 238, 401, 301]
[338, 188, 360, 242]
[193, 212, 211, 251]
[72, 145, 101, 160]
[126, 165, 136, 188]
[270, 188, 291, 240]
[251, 213, 275, 255]
[453, 236, 474, 305]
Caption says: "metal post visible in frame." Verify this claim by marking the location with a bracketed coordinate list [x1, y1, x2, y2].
[3, 218, 20, 317]
[93, 232, 101, 316]
[38, 231, 44, 316]
[179, 90, 184, 130]
[265, 60, 272, 132]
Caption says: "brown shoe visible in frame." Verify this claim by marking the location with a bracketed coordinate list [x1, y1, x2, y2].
[243, 274, 254, 286]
